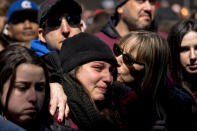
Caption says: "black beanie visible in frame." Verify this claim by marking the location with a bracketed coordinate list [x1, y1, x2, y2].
[59, 33, 117, 73]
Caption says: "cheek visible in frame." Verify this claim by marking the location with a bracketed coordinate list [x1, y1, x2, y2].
[45, 34, 57, 46]
[180, 53, 188, 66]
[79, 74, 97, 89]
[118, 63, 130, 74]
[77, 70, 99, 94]
[8, 96, 20, 109]
[117, 65, 133, 82]
[78, 76, 96, 100]
[32, 24, 39, 29]
[7, 91, 24, 115]
[11, 25, 22, 32]
[45, 33, 53, 42]
[37, 92, 45, 107]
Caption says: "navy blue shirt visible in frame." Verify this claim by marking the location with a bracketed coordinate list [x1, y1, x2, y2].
[0, 115, 26, 131]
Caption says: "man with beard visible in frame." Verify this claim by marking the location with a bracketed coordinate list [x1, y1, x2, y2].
[95, 0, 156, 50]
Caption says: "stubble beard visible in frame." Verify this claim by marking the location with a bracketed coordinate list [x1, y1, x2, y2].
[124, 16, 152, 31]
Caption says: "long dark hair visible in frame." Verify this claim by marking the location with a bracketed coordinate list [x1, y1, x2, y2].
[167, 19, 197, 91]
[0, 45, 50, 128]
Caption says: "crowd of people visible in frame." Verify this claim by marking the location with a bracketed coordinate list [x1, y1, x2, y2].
[0, 0, 197, 131]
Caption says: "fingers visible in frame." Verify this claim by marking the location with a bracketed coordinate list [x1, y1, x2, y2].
[57, 99, 66, 122]
[65, 103, 70, 118]
[49, 95, 58, 116]
[49, 82, 69, 122]
[49, 83, 58, 116]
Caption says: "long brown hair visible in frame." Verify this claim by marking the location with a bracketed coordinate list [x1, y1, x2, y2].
[0, 45, 50, 128]
[168, 19, 197, 93]
[117, 30, 170, 120]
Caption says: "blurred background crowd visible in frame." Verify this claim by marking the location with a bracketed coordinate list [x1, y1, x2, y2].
[2, 0, 197, 37]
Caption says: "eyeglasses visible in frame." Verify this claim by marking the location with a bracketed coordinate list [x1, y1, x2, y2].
[43, 14, 81, 29]
[113, 43, 145, 66]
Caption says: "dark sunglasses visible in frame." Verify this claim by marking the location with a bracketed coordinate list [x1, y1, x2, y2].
[43, 15, 81, 29]
[113, 43, 144, 66]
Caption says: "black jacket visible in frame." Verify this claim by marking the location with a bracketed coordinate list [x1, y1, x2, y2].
[119, 85, 193, 131]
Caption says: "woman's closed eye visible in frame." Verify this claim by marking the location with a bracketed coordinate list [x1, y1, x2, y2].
[14, 82, 30, 91]
[14, 82, 45, 92]
[92, 65, 104, 72]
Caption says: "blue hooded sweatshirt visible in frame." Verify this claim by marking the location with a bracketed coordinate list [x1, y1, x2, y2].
[30, 40, 51, 56]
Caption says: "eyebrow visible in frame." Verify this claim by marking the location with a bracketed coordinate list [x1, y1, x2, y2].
[15, 81, 45, 84]
[93, 61, 107, 65]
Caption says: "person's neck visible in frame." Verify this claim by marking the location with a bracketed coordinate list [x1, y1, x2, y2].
[22, 122, 40, 131]
[182, 71, 197, 94]
[115, 20, 131, 37]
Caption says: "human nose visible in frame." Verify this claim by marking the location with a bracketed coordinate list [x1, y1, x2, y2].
[189, 48, 197, 63]
[60, 18, 70, 36]
[103, 69, 113, 84]
[27, 87, 37, 104]
[116, 55, 123, 67]
[23, 20, 31, 28]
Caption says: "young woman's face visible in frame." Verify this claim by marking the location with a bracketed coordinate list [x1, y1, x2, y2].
[180, 31, 197, 74]
[116, 44, 145, 83]
[1, 63, 46, 123]
[76, 61, 114, 101]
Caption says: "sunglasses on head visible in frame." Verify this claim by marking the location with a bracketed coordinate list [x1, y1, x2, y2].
[43, 14, 81, 29]
[113, 43, 144, 66]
